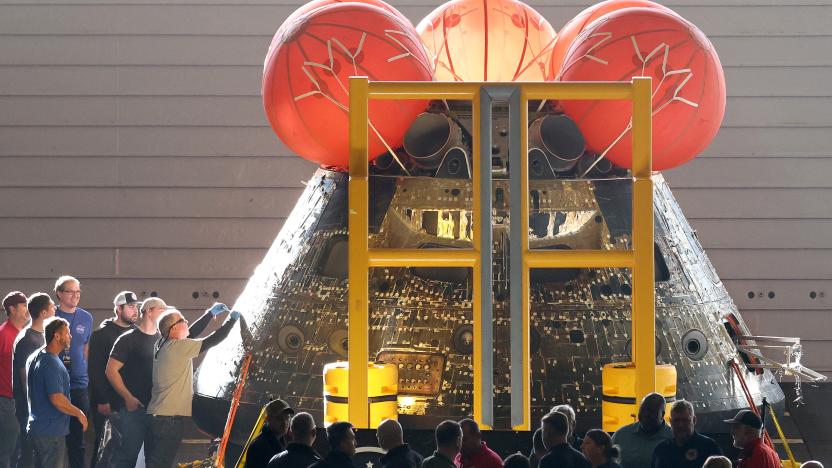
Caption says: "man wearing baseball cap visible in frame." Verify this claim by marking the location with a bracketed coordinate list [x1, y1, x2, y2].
[1, 291, 30, 467]
[244, 399, 295, 468]
[724, 409, 780, 468]
[87, 291, 140, 467]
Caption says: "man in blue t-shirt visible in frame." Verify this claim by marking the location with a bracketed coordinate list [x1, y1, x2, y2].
[28, 317, 88, 468]
[53, 275, 93, 468]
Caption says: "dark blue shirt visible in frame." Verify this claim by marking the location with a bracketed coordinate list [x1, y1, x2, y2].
[539, 443, 591, 468]
[651, 432, 722, 468]
[56, 307, 93, 389]
[27, 350, 71, 437]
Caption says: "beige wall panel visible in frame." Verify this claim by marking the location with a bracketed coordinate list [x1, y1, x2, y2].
[674, 188, 832, 219]
[4, 95, 827, 127]
[1, 5, 829, 36]
[3, 35, 830, 67]
[740, 309, 832, 341]
[0, 187, 302, 218]
[0, 156, 313, 187]
[5, 66, 830, 98]
[665, 158, 832, 188]
[688, 219, 832, 249]
[0, 218, 283, 248]
[724, 280, 832, 311]
[701, 128, 832, 157]
[708, 250, 832, 280]
[0, 249, 116, 279]
[0, 127, 119, 156]
[0, 278, 248, 318]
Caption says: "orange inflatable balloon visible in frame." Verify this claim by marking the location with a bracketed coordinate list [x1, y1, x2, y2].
[416, 0, 557, 82]
[549, 0, 676, 80]
[263, 3, 434, 167]
[558, 8, 726, 171]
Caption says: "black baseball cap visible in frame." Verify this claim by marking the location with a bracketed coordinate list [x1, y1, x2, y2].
[724, 409, 762, 429]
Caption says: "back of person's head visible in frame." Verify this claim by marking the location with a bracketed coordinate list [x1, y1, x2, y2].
[584, 429, 619, 460]
[376, 419, 404, 450]
[27, 292, 51, 319]
[141, 297, 165, 315]
[541, 411, 569, 438]
[702, 455, 732, 468]
[435, 420, 462, 449]
[157, 309, 181, 338]
[800, 462, 824, 468]
[552, 405, 576, 427]
[459, 418, 481, 437]
[44, 316, 68, 344]
[503, 453, 530, 468]
[289, 412, 316, 442]
[326, 421, 354, 451]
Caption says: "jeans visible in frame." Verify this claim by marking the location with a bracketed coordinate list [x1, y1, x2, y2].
[112, 408, 147, 468]
[0, 397, 20, 468]
[90, 406, 106, 468]
[66, 388, 88, 468]
[145, 416, 184, 468]
[30, 437, 65, 468]
[13, 399, 35, 468]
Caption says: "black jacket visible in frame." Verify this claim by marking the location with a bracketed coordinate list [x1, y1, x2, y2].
[380, 444, 424, 468]
[244, 424, 287, 468]
[268, 442, 320, 468]
[88, 318, 133, 406]
[309, 451, 354, 468]
[539, 443, 591, 468]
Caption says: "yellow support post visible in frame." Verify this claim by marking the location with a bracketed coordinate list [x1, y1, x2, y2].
[631, 76, 656, 405]
[518, 89, 531, 431]
[347, 76, 370, 428]
[471, 92, 486, 428]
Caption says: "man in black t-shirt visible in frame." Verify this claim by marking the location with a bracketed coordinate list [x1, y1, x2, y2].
[105, 297, 167, 468]
[539, 412, 590, 468]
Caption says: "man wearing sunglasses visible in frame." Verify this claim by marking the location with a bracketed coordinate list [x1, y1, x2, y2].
[145, 303, 243, 468]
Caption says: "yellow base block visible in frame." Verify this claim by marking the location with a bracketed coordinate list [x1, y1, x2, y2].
[323, 361, 398, 428]
[601, 363, 677, 433]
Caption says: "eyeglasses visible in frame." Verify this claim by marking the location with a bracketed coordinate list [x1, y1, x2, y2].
[167, 317, 187, 336]
[59, 290, 82, 296]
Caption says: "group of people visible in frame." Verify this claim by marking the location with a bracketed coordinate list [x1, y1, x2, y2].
[0, 276, 245, 468]
[242, 392, 823, 468]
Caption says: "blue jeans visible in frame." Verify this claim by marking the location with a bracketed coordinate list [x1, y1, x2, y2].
[0, 397, 20, 468]
[13, 398, 35, 468]
[112, 407, 147, 468]
[66, 388, 88, 468]
[145, 416, 184, 468]
[30, 437, 65, 468]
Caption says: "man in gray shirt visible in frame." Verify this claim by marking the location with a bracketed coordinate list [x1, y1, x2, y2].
[611, 393, 673, 468]
[145, 304, 241, 468]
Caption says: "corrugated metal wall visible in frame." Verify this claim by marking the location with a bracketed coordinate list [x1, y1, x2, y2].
[0, 0, 830, 376]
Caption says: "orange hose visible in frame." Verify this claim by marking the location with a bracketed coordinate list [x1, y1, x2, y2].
[216, 353, 253, 468]
[730, 360, 774, 449]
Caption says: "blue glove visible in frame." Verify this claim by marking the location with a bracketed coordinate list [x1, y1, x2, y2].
[230, 310, 242, 320]
[208, 303, 228, 317]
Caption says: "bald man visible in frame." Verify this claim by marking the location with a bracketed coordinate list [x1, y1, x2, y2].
[611, 393, 673, 468]
[377, 419, 423, 468]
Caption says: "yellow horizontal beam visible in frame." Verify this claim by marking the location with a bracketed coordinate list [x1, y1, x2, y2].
[521, 81, 633, 101]
[524, 249, 634, 269]
[368, 81, 481, 100]
[367, 248, 478, 268]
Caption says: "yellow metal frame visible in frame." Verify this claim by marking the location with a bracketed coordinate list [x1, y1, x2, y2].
[348, 77, 654, 430]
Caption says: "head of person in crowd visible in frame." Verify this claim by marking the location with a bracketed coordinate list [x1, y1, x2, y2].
[552, 404, 577, 439]
[702, 455, 732, 468]
[289, 412, 316, 446]
[158, 309, 189, 340]
[435, 420, 462, 457]
[265, 399, 294, 438]
[800, 461, 824, 468]
[3, 290, 29, 327]
[724, 409, 763, 449]
[638, 392, 667, 433]
[541, 411, 569, 450]
[140, 297, 169, 327]
[459, 418, 486, 457]
[326, 421, 356, 457]
[377, 418, 404, 451]
[112, 291, 141, 327]
[669, 400, 696, 445]
[503, 453, 530, 468]
[27, 292, 56, 324]
[54, 275, 81, 311]
[581, 429, 619, 466]
[45, 317, 71, 352]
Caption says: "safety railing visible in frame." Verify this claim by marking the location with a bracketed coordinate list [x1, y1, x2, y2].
[347, 77, 654, 430]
